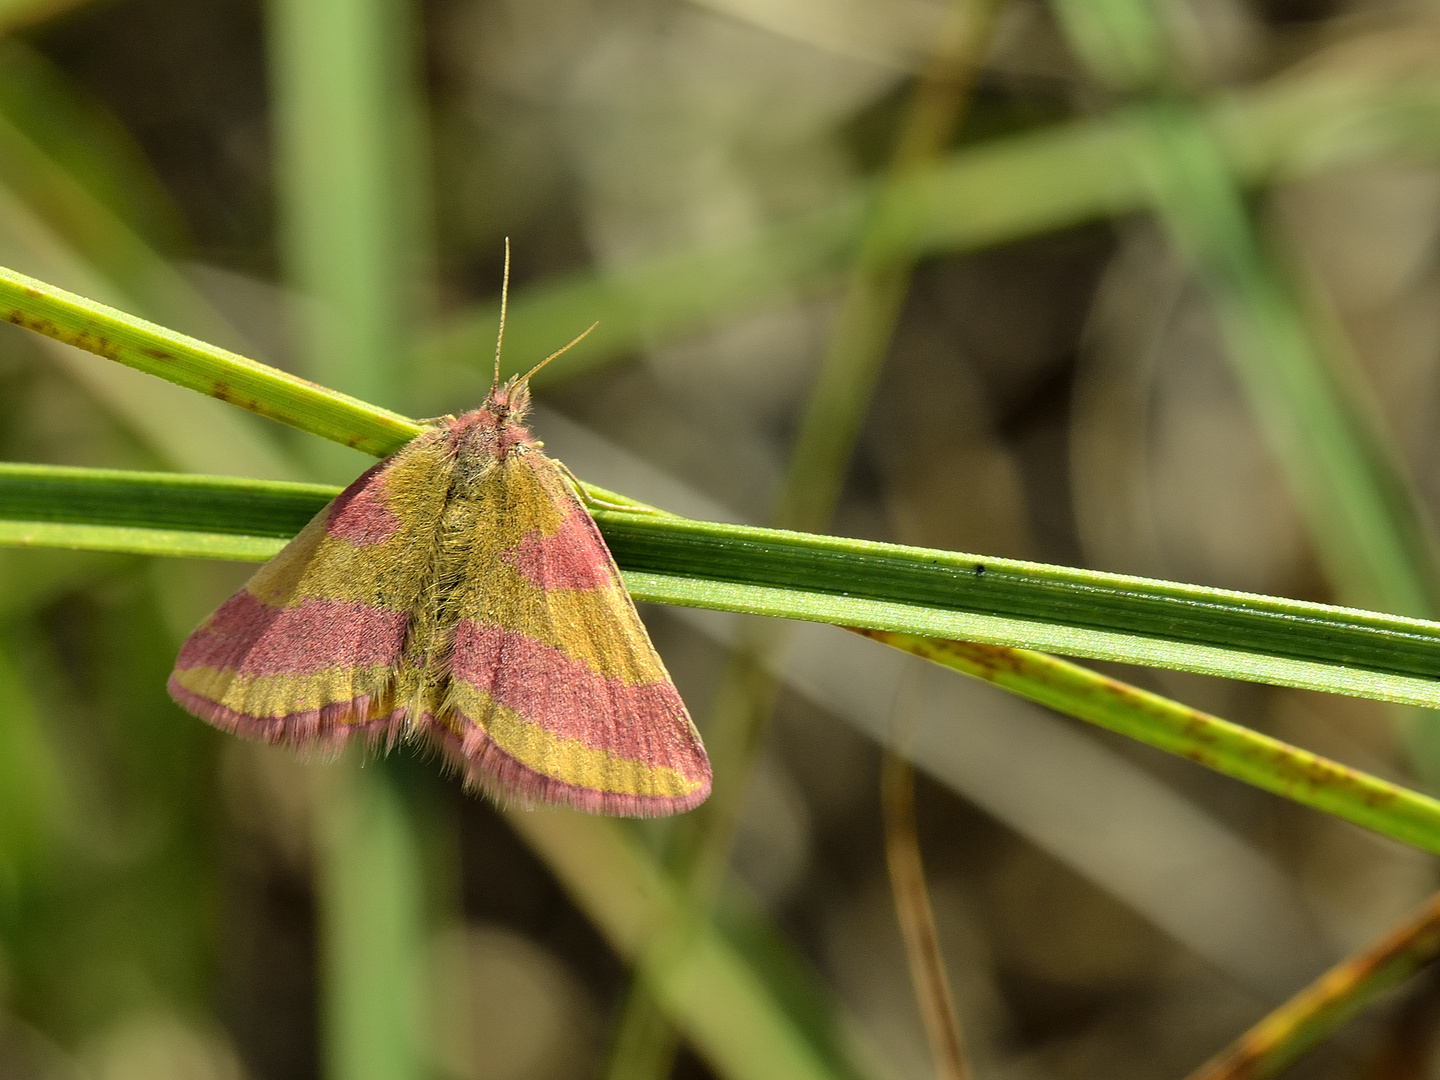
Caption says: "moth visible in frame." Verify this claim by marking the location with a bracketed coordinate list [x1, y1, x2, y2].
[168, 249, 711, 816]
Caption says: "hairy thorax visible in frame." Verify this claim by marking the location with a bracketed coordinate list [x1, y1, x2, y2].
[398, 405, 541, 720]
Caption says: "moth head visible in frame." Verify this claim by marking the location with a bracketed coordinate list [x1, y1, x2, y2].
[487, 375, 533, 422]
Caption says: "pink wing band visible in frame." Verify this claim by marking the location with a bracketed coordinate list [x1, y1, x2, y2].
[452, 621, 705, 775]
[175, 592, 409, 677]
[324, 460, 403, 545]
[502, 504, 616, 589]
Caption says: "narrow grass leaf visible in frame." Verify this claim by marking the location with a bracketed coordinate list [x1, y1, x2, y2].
[1185, 889, 1440, 1079]
[10, 463, 1440, 708]
[0, 261, 422, 456]
[856, 629, 1440, 856]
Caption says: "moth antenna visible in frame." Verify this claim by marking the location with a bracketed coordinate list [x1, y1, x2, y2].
[519, 321, 599, 384]
[492, 238, 511, 393]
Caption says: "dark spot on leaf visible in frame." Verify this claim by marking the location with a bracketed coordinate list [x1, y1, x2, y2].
[4, 314, 122, 361]
[6, 310, 55, 334]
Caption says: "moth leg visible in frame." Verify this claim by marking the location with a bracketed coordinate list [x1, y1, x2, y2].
[556, 461, 668, 515]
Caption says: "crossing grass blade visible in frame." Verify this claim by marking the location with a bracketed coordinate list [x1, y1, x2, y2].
[0, 263, 422, 457]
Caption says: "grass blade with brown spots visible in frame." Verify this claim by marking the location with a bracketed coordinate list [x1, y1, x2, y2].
[853, 629, 1440, 855]
[0, 262, 422, 456]
[1184, 890, 1440, 1080]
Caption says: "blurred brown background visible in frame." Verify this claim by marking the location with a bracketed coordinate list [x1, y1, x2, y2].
[2, 0, 1440, 1077]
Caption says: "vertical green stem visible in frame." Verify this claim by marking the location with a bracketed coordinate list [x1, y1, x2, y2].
[269, 0, 428, 467]
[267, 0, 432, 1076]
[0, 638, 69, 882]
[313, 757, 426, 1080]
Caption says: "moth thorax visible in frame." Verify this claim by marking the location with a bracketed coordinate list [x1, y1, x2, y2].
[449, 452, 498, 491]
[447, 405, 536, 461]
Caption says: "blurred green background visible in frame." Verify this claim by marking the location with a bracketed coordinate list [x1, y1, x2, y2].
[3, 0, 1440, 1077]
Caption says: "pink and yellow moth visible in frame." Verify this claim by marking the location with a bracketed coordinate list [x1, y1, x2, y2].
[167, 248, 711, 816]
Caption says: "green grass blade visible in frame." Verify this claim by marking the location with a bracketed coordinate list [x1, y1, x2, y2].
[313, 757, 426, 1080]
[267, 0, 433, 1077]
[0, 639, 74, 876]
[0, 262, 422, 455]
[0, 462, 333, 535]
[0, 521, 283, 560]
[1047, 0, 1169, 90]
[856, 629, 1440, 855]
[1184, 891, 1440, 1079]
[9, 462, 1440, 707]
[270, 0, 430, 423]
